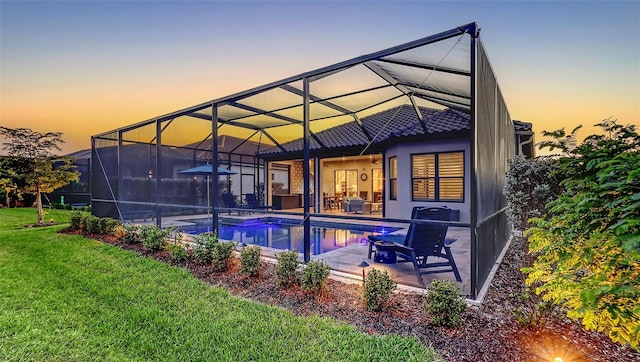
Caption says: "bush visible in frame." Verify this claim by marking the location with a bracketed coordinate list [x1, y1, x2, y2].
[301, 260, 331, 293]
[97, 218, 110, 234]
[140, 225, 169, 252]
[210, 242, 235, 271]
[423, 279, 466, 327]
[193, 232, 218, 263]
[504, 155, 562, 232]
[166, 242, 187, 262]
[79, 215, 90, 233]
[103, 218, 121, 235]
[112, 224, 126, 239]
[122, 224, 140, 244]
[82, 215, 100, 234]
[275, 250, 299, 288]
[363, 269, 396, 312]
[240, 245, 261, 276]
[69, 211, 83, 230]
[524, 121, 640, 349]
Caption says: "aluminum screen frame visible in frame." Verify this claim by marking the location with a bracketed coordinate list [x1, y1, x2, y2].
[90, 22, 519, 299]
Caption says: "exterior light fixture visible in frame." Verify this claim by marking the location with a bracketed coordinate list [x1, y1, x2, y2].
[357, 261, 369, 285]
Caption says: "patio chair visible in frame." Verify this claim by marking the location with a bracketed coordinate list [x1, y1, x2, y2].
[245, 193, 273, 210]
[367, 206, 462, 286]
[373, 191, 382, 203]
[221, 193, 248, 215]
[359, 191, 368, 201]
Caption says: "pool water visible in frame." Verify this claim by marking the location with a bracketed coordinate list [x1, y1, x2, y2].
[179, 218, 399, 255]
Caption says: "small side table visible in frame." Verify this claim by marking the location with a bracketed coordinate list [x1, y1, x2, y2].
[373, 241, 397, 264]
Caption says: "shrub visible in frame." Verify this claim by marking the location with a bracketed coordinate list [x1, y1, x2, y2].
[504, 155, 562, 232]
[166, 242, 187, 262]
[103, 218, 121, 235]
[423, 279, 466, 327]
[193, 231, 218, 263]
[363, 269, 396, 312]
[301, 260, 331, 293]
[524, 121, 640, 349]
[97, 218, 110, 234]
[210, 242, 235, 271]
[79, 215, 90, 233]
[82, 215, 100, 234]
[112, 224, 126, 239]
[240, 245, 261, 276]
[140, 225, 169, 252]
[69, 211, 83, 230]
[275, 250, 299, 288]
[122, 224, 140, 244]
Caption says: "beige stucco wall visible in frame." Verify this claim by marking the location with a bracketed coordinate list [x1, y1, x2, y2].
[384, 137, 471, 223]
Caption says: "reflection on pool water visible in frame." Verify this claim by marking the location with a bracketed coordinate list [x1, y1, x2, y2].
[179, 218, 400, 255]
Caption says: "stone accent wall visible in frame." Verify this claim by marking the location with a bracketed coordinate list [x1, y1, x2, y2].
[290, 160, 304, 194]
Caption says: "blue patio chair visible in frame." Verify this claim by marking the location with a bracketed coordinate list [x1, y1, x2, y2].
[245, 193, 273, 210]
[221, 193, 248, 215]
[367, 206, 462, 286]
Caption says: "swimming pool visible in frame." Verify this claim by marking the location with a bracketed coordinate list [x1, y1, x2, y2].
[179, 217, 400, 255]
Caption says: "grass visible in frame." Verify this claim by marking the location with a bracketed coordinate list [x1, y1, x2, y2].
[0, 208, 437, 361]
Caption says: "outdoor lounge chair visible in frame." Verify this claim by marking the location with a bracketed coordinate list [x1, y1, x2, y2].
[367, 206, 462, 285]
[245, 193, 273, 210]
[221, 193, 248, 215]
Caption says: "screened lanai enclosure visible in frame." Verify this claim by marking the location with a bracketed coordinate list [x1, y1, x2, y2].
[92, 22, 517, 300]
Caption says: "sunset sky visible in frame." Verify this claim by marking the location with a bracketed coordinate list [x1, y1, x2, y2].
[1, 1, 638, 155]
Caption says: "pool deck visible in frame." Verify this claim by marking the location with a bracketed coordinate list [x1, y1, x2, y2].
[148, 209, 471, 295]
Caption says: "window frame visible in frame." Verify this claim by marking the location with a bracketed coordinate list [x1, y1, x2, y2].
[410, 151, 465, 202]
[389, 156, 398, 200]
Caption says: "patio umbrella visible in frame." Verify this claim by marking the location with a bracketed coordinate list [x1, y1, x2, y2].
[178, 165, 237, 218]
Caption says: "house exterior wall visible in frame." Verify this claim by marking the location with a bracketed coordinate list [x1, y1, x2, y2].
[384, 137, 471, 223]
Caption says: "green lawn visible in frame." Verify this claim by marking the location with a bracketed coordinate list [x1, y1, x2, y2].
[0, 208, 436, 361]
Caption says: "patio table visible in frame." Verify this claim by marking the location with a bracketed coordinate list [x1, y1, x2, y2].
[373, 241, 397, 264]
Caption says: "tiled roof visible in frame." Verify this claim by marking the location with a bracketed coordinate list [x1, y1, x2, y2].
[65, 148, 92, 160]
[260, 105, 469, 156]
[513, 120, 533, 132]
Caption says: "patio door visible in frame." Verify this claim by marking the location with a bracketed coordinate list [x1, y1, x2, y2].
[372, 168, 383, 202]
[334, 169, 358, 198]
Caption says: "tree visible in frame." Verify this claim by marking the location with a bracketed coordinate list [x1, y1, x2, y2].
[523, 120, 640, 349]
[0, 127, 79, 224]
[0, 157, 19, 207]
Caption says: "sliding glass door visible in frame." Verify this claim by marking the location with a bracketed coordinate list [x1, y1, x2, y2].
[334, 169, 358, 198]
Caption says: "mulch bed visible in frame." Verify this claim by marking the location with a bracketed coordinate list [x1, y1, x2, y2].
[64, 228, 640, 361]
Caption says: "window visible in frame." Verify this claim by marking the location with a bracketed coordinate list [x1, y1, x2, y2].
[412, 152, 464, 201]
[334, 169, 358, 198]
[389, 157, 397, 200]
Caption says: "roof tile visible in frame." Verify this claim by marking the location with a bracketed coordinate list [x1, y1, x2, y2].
[260, 105, 469, 156]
